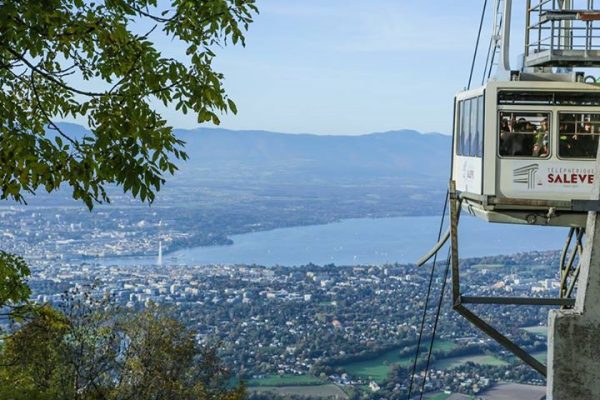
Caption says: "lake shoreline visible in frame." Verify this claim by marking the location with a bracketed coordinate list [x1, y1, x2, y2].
[94, 215, 568, 267]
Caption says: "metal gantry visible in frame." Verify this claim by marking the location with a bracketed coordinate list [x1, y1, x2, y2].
[558, 226, 585, 300]
[447, 181, 577, 378]
[526, 0, 600, 67]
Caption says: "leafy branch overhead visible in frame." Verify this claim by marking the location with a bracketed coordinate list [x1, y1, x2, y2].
[0, 251, 31, 307]
[0, 0, 257, 209]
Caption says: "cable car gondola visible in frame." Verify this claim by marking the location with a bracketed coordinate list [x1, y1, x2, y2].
[453, 78, 600, 227]
[415, 0, 600, 384]
[451, 0, 600, 228]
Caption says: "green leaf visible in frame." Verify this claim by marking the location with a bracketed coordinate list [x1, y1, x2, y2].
[227, 99, 238, 114]
[0, 0, 257, 211]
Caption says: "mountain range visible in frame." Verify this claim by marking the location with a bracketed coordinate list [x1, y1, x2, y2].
[53, 122, 452, 187]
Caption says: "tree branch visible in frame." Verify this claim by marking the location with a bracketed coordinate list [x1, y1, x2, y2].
[4, 46, 106, 97]
[29, 72, 84, 158]
[128, 4, 179, 23]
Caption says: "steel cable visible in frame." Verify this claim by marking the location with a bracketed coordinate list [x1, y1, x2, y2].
[407, 191, 449, 399]
[418, 246, 453, 399]
[409, 1, 488, 396]
[468, 0, 489, 89]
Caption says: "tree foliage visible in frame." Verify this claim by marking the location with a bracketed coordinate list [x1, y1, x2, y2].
[0, 295, 245, 400]
[0, 251, 30, 307]
[0, 0, 257, 209]
[0, 2, 256, 396]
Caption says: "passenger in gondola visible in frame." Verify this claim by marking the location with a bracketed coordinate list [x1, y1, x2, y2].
[499, 117, 512, 155]
[511, 117, 528, 155]
[585, 118, 600, 157]
[559, 119, 573, 156]
[532, 139, 549, 157]
[521, 120, 536, 155]
[531, 118, 548, 157]
[500, 117, 510, 132]
[560, 118, 589, 157]
[534, 118, 548, 143]
[569, 134, 587, 157]
[578, 118, 595, 157]
[524, 121, 536, 132]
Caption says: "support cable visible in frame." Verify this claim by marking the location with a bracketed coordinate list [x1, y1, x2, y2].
[407, 191, 449, 400]
[487, 40, 499, 81]
[468, 0, 489, 89]
[409, 2, 489, 397]
[482, 29, 495, 85]
[418, 246, 453, 399]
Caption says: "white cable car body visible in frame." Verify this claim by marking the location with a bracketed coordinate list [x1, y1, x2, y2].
[419, 0, 600, 381]
[452, 79, 600, 227]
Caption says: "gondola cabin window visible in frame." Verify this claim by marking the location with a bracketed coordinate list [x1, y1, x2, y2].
[498, 111, 550, 158]
[558, 112, 600, 158]
[457, 96, 484, 157]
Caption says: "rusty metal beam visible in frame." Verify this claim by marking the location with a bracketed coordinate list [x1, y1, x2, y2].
[455, 304, 547, 377]
[578, 11, 600, 21]
[449, 181, 461, 306]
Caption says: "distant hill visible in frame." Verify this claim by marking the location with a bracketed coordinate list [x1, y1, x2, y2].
[172, 127, 452, 185]
[47, 122, 91, 141]
[28, 122, 452, 214]
[50, 123, 452, 188]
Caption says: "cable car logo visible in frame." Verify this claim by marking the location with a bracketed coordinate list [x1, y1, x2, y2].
[513, 163, 539, 190]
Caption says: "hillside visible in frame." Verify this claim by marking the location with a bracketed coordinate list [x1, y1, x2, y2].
[31, 123, 454, 216]
[51, 123, 451, 187]
[174, 127, 450, 184]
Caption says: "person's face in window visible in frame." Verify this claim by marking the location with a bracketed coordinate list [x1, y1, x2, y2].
[540, 120, 548, 131]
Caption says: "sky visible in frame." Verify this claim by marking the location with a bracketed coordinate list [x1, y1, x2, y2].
[184, 0, 520, 135]
[71, 1, 532, 135]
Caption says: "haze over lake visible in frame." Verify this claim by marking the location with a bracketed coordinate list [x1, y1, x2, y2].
[103, 215, 568, 267]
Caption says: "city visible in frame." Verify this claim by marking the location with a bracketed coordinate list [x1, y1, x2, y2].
[23, 249, 559, 399]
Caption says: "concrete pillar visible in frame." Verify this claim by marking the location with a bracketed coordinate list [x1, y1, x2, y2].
[547, 163, 600, 398]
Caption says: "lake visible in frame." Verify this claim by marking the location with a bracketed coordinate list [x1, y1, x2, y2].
[102, 214, 569, 267]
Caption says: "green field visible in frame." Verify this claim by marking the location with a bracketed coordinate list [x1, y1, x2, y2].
[433, 354, 508, 370]
[424, 393, 452, 400]
[532, 351, 547, 363]
[249, 384, 348, 399]
[248, 374, 325, 387]
[339, 341, 457, 383]
[522, 325, 548, 336]
[520, 264, 553, 271]
[432, 341, 457, 352]
[472, 264, 506, 270]
[507, 350, 547, 364]
[425, 394, 474, 400]
[472, 263, 549, 271]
